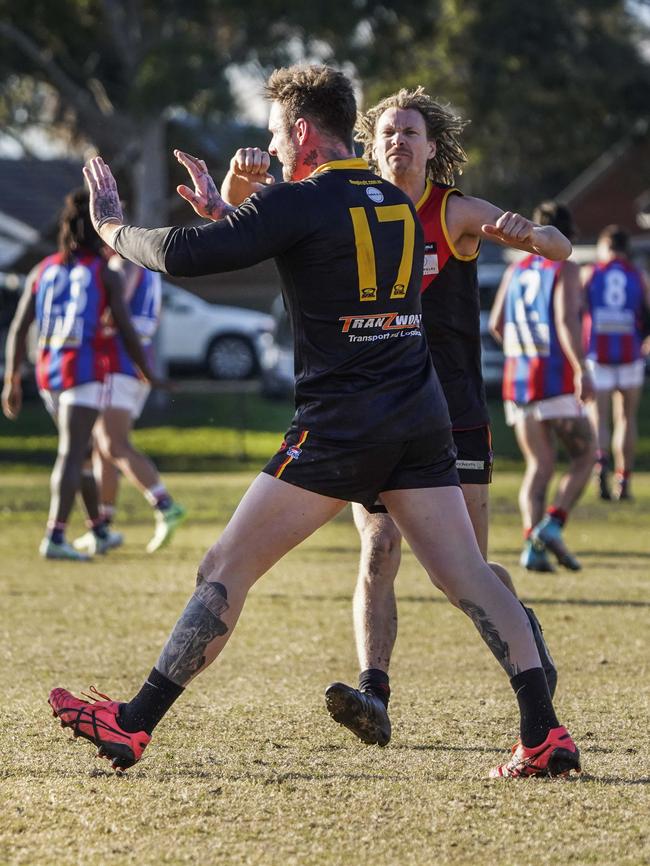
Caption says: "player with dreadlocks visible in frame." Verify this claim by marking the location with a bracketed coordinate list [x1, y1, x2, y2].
[320, 88, 568, 758]
[2, 188, 155, 560]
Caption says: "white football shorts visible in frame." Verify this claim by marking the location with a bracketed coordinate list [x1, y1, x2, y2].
[101, 372, 151, 419]
[39, 381, 104, 418]
[586, 359, 645, 391]
[504, 393, 586, 427]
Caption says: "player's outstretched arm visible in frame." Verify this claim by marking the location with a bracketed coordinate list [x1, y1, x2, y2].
[175, 150, 236, 221]
[103, 264, 158, 385]
[221, 148, 275, 208]
[553, 260, 594, 403]
[1, 270, 37, 420]
[448, 196, 572, 261]
[83, 156, 125, 248]
[488, 264, 514, 345]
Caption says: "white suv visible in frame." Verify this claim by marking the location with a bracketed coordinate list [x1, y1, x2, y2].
[159, 282, 274, 379]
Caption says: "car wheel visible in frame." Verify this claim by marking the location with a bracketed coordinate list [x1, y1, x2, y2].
[206, 335, 257, 380]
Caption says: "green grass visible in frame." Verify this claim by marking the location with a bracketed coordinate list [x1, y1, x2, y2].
[1, 471, 649, 865]
[2, 386, 650, 472]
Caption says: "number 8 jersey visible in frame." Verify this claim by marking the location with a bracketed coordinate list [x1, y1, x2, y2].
[33, 251, 111, 391]
[502, 254, 573, 404]
[583, 259, 644, 365]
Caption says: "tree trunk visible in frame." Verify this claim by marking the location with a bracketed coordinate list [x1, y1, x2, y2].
[131, 117, 168, 227]
[130, 117, 169, 401]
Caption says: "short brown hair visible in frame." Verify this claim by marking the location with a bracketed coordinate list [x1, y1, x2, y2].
[532, 201, 576, 241]
[598, 224, 628, 254]
[58, 187, 104, 264]
[356, 87, 468, 185]
[265, 65, 357, 148]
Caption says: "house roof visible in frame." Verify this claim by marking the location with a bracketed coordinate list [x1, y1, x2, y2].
[0, 158, 83, 235]
[557, 122, 650, 242]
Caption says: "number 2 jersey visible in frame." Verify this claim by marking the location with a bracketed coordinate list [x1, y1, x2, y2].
[583, 259, 644, 365]
[417, 183, 488, 430]
[113, 158, 450, 442]
[502, 254, 573, 404]
[32, 251, 112, 391]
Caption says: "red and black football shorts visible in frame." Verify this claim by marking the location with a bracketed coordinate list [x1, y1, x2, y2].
[453, 425, 493, 485]
[262, 424, 460, 512]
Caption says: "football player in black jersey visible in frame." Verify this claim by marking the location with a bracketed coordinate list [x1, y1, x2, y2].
[220, 89, 568, 749]
[49, 66, 580, 780]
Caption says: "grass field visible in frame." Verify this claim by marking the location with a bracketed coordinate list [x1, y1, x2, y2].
[3, 387, 650, 473]
[1, 470, 649, 866]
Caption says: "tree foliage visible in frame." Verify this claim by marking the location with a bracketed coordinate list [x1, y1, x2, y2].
[360, 0, 650, 211]
[1, 0, 649, 221]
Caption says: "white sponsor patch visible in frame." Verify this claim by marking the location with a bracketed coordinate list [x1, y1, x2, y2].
[366, 187, 384, 203]
[455, 459, 485, 470]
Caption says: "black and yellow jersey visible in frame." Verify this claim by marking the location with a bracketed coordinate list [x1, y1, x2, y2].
[114, 158, 450, 442]
[417, 182, 489, 430]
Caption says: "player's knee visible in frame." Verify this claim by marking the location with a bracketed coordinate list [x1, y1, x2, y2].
[362, 524, 402, 570]
[529, 460, 554, 488]
[103, 438, 130, 463]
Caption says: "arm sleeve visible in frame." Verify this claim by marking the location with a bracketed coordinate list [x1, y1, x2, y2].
[113, 183, 306, 278]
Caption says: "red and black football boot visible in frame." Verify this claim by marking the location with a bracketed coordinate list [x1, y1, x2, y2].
[49, 686, 150, 771]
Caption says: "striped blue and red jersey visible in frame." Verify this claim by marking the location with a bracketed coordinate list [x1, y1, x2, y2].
[106, 268, 161, 377]
[583, 259, 644, 364]
[502, 254, 573, 404]
[33, 251, 111, 391]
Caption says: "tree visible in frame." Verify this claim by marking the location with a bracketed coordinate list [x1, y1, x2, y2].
[360, 0, 650, 211]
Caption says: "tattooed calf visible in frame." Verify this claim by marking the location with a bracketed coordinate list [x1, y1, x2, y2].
[459, 599, 520, 678]
[550, 417, 595, 460]
[156, 570, 230, 686]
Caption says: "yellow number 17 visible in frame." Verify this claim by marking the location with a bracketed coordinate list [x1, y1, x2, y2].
[349, 204, 416, 302]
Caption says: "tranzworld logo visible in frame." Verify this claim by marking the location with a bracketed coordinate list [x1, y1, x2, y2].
[339, 312, 422, 333]
[338, 312, 423, 343]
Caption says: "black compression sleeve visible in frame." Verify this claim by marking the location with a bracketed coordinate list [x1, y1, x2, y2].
[113, 225, 174, 273]
[113, 183, 306, 278]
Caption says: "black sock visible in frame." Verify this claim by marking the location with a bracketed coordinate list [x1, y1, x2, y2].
[359, 668, 390, 707]
[119, 667, 185, 735]
[92, 520, 109, 540]
[511, 667, 559, 748]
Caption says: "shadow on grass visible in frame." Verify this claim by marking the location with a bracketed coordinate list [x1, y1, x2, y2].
[262, 592, 650, 608]
[579, 774, 650, 786]
[499, 547, 650, 560]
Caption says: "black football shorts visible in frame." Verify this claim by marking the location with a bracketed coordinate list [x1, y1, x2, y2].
[262, 424, 460, 511]
[452, 425, 494, 485]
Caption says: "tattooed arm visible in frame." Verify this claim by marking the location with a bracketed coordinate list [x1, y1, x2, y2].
[174, 150, 237, 221]
[83, 157, 125, 248]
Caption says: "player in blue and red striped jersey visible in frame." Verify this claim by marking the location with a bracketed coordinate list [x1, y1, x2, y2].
[490, 202, 595, 572]
[582, 225, 650, 500]
[1, 188, 156, 560]
[73, 259, 185, 554]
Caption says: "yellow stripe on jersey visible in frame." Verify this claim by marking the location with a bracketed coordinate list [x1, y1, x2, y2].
[312, 158, 369, 175]
[415, 180, 434, 212]
[275, 430, 310, 479]
[440, 188, 480, 262]
[349, 207, 378, 301]
[376, 204, 416, 299]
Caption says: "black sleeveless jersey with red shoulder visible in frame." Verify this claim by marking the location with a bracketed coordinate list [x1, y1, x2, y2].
[417, 182, 489, 429]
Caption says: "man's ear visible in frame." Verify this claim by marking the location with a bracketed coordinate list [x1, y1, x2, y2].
[427, 140, 437, 161]
[293, 117, 310, 145]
